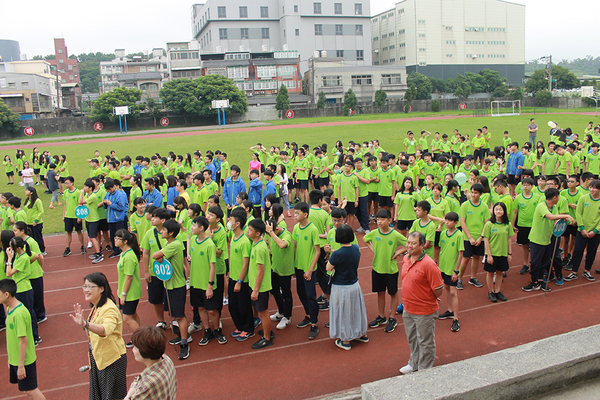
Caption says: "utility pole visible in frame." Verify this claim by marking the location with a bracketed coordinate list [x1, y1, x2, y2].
[548, 55, 552, 92]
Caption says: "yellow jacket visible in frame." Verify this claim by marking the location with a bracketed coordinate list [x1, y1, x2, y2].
[88, 300, 126, 370]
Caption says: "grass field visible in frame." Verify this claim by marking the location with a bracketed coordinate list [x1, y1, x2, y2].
[0, 111, 595, 234]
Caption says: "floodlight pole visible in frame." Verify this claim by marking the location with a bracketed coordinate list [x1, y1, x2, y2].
[548, 55, 553, 92]
[222, 107, 226, 126]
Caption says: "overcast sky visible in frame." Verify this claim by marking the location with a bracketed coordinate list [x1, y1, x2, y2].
[1, 0, 598, 62]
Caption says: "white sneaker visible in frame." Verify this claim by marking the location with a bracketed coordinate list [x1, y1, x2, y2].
[188, 322, 203, 335]
[277, 317, 291, 330]
[223, 297, 229, 306]
[356, 227, 365, 233]
[87, 241, 93, 249]
[270, 311, 284, 321]
[399, 364, 414, 375]
[365, 229, 370, 234]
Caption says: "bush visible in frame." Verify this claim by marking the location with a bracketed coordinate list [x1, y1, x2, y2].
[374, 90, 387, 108]
[431, 100, 441, 112]
[534, 90, 553, 107]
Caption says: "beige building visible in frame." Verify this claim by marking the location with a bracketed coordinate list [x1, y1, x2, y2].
[100, 49, 168, 94]
[371, 0, 525, 85]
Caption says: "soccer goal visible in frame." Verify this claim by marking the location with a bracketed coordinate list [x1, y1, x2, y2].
[490, 100, 521, 117]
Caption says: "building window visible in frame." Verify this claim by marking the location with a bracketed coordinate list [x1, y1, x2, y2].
[239, 6, 247, 17]
[373, 37, 378, 41]
[382, 74, 402, 84]
[388, 12, 394, 17]
[69, 75, 74, 80]
[241, 28, 249, 39]
[336, 25, 343, 35]
[382, 47, 388, 51]
[356, 50, 364, 61]
[336, 50, 344, 57]
[355, 3, 362, 15]
[282, 80, 297, 89]
[218, 6, 226, 18]
[277, 65, 297, 76]
[313, 3, 321, 14]
[446, 40, 455, 44]
[389, 45, 395, 49]
[294, 4, 298, 12]
[355, 25, 363, 35]
[295, 29, 299, 36]
[488, 41, 506, 45]
[445, 26, 453, 30]
[418, 19, 425, 24]
[418, 34, 426, 38]
[382, 34, 387, 39]
[399, 29, 405, 34]
[322, 76, 342, 86]
[398, 8, 404, 13]
[466, 40, 484, 45]
[261, 6, 269, 18]
[382, 15, 387, 19]
[351, 75, 372, 85]
[335, 3, 342, 14]
[383, 60, 389, 64]
[446, 54, 453, 57]
[219, 28, 227, 39]
[140, 67, 146, 72]
[148, 66, 156, 71]
[256, 65, 277, 78]
[488, 27, 506, 32]
[389, 32, 394, 37]
[315, 24, 322, 35]
[262, 28, 270, 38]
[399, 56, 406, 60]
[68, 64, 73, 70]
[59, 59, 64, 63]
[389, 58, 395, 62]
[58, 49, 63, 54]
[465, 27, 484, 31]
[419, 48, 426, 52]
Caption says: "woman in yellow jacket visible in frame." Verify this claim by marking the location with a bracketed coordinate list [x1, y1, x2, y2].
[70, 272, 127, 400]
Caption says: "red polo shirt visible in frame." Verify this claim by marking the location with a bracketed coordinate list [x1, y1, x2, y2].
[401, 252, 444, 315]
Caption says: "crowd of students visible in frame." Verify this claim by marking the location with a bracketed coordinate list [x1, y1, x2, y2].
[3, 121, 600, 397]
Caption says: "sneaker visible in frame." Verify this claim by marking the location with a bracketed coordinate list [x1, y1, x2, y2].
[251, 337, 274, 349]
[325, 321, 330, 328]
[564, 273, 578, 282]
[457, 279, 464, 290]
[356, 227, 365, 233]
[223, 297, 229, 306]
[105, 245, 112, 252]
[495, 292, 507, 302]
[548, 272, 556, 282]
[168, 337, 182, 346]
[502, 271, 507, 278]
[276, 317, 291, 330]
[258, 329, 276, 340]
[37, 316, 48, 324]
[451, 319, 460, 332]
[469, 278, 483, 288]
[583, 271, 595, 282]
[125, 341, 134, 348]
[198, 329, 215, 346]
[488, 292, 498, 303]
[178, 344, 190, 360]
[556, 276, 565, 286]
[235, 331, 256, 342]
[89, 252, 99, 259]
[355, 335, 369, 343]
[595, 269, 600, 275]
[35, 337, 42, 347]
[317, 294, 327, 305]
[214, 328, 227, 344]
[254, 318, 261, 329]
[399, 364, 414, 375]
[41, 251, 47, 256]
[63, 247, 71, 257]
[319, 300, 329, 311]
[335, 339, 352, 350]
[188, 323, 203, 335]
[156, 321, 167, 330]
[230, 330, 241, 338]
[81, 246, 86, 254]
[109, 252, 120, 259]
[522, 282, 537, 292]
[540, 282, 551, 292]
[438, 310, 454, 320]
[92, 253, 104, 264]
[308, 325, 319, 340]
[564, 264, 573, 271]
[384, 318, 397, 333]
[270, 312, 283, 321]
[0, 324, 6, 332]
[87, 241, 93, 249]
[364, 229, 371, 234]
[519, 265, 530, 274]
[369, 315, 387, 328]
[296, 316, 311, 328]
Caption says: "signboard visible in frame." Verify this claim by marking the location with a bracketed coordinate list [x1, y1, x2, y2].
[211, 99, 230, 109]
[348, 108, 355, 116]
[153, 259, 173, 281]
[286, 110, 294, 119]
[404, 104, 412, 113]
[160, 117, 169, 127]
[93, 122, 103, 131]
[114, 106, 129, 115]
[582, 86, 595, 98]
[553, 220, 567, 237]
[24, 127, 34, 136]
[75, 205, 89, 219]
[459, 103, 467, 110]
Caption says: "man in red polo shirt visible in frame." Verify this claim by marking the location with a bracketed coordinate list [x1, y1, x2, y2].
[400, 231, 444, 374]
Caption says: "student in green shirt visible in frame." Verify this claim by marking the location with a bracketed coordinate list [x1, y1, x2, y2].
[512, 178, 540, 275]
[8, 197, 26, 225]
[502, 131, 512, 151]
[568, 180, 600, 280]
[409, 201, 437, 259]
[24, 187, 45, 255]
[560, 176, 583, 266]
[542, 143, 558, 177]
[62, 177, 85, 257]
[363, 209, 407, 334]
[114, 229, 142, 346]
[437, 212, 464, 333]
[119, 156, 134, 198]
[129, 198, 151, 239]
[472, 129, 486, 168]
[338, 161, 359, 229]
[404, 131, 417, 155]
[0, 279, 45, 400]
[353, 157, 372, 233]
[483, 202, 513, 303]
[367, 156, 381, 219]
[307, 190, 331, 308]
[585, 143, 600, 176]
[206, 206, 228, 313]
[80, 180, 103, 263]
[419, 130, 431, 153]
[377, 156, 396, 215]
[128, 174, 143, 212]
[431, 132, 442, 159]
[393, 176, 421, 236]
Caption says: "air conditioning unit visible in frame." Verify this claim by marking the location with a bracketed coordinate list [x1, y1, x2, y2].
[314, 51, 320, 58]
[240, 45, 245, 51]
[262, 44, 268, 52]
[247, 92, 253, 96]
[321, 50, 327, 58]
[283, 44, 289, 51]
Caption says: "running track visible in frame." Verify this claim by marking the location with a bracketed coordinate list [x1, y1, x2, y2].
[1, 215, 600, 400]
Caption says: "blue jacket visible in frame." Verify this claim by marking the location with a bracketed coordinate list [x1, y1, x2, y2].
[142, 189, 163, 207]
[248, 178, 263, 206]
[261, 180, 277, 208]
[506, 151, 525, 176]
[133, 163, 143, 175]
[104, 189, 128, 222]
[205, 163, 217, 181]
[223, 176, 246, 207]
[166, 186, 178, 207]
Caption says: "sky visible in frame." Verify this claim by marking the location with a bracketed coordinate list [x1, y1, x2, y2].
[1, 0, 598, 62]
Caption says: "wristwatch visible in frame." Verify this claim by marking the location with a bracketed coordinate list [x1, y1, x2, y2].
[208, 281, 215, 286]
[121, 292, 127, 296]
[237, 279, 243, 284]
[453, 270, 459, 275]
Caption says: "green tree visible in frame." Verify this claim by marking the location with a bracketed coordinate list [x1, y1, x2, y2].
[32, 55, 43, 60]
[90, 87, 145, 122]
[316, 91, 327, 110]
[510, 86, 524, 100]
[407, 72, 433, 99]
[492, 84, 511, 98]
[535, 90, 553, 106]
[552, 65, 580, 89]
[454, 75, 472, 101]
[477, 69, 507, 93]
[0, 99, 22, 133]
[160, 75, 248, 124]
[430, 77, 447, 93]
[525, 69, 549, 94]
[44, 54, 55, 60]
[75, 52, 117, 93]
[374, 89, 387, 108]
[275, 84, 290, 118]
[145, 97, 162, 127]
[343, 88, 358, 116]
[465, 72, 485, 93]
[431, 100, 441, 112]
[404, 84, 417, 113]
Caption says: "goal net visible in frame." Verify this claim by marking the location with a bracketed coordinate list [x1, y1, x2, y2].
[490, 100, 521, 117]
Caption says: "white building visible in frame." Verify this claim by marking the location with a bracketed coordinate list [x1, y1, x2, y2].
[371, 0, 525, 85]
[191, 0, 372, 72]
[166, 41, 202, 80]
[100, 49, 168, 94]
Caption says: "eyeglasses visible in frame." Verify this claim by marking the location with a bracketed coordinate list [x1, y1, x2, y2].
[82, 285, 98, 290]
[114, 237, 123, 241]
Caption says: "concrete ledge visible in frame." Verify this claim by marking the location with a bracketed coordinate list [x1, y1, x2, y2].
[361, 324, 600, 400]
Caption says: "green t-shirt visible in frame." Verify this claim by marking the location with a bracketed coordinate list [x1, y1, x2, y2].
[560, 188, 583, 220]
[130, 211, 151, 238]
[2, 207, 14, 231]
[248, 239, 272, 292]
[363, 228, 406, 274]
[161, 239, 185, 290]
[175, 209, 190, 243]
[268, 229, 294, 277]
[396, 169, 414, 189]
[542, 152, 558, 175]
[326, 227, 359, 252]
[419, 136, 429, 151]
[430, 138, 442, 153]
[483, 221, 513, 257]
[378, 167, 396, 197]
[404, 137, 417, 153]
[120, 165, 134, 188]
[6, 303, 36, 367]
[25, 237, 43, 279]
[107, 170, 121, 181]
[528, 202, 555, 246]
[421, 162, 439, 180]
[204, 181, 218, 197]
[445, 194, 461, 214]
[556, 152, 573, 175]
[84, 192, 100, 223]
[393, 191, 421, 221]
[472, 136, 485, 150]
[117, 249, 142, 301]
[292, 222, 319, 272]
[367, 167, 380, 193]
[354, 167, 370, 198]
[94, 188, 107, 220]
[210, 225, 229, 275]
[141, 166, 153, 180]
[498, 193, 514, 222]
[409, 219, 437, 258]
[420, 185, 433, 200]
[12, 252, 32, 293]
[426, 197, 450, 223]
[307, 206, 329, 247]
[338, 173, 359, 202]
[64, 188, 80, 219]
[229, 233, 252, 282]
[189, 236, 217, 290]
[296, 157, 309, 180]
[129, 186, 143, 211]
[514, 193, 541, 228]
[576, 194, 600, 233]
[585, 152, 600, 175]
[438, 229, 464, 275]
[89, 167, 104, 178]
[459, 199, 491, 241]
[141, 228, 167, 277]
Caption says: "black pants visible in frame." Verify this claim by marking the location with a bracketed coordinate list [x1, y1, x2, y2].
[571, 231, 600, 273]
[30, 276, 46, 320]
[0, 303, 5, 326]
[357, 196, 369, 231]
[108, 221, 126, 255]
[295, 268, 319, 324]
[228, 278, 254, 333]
[530, 242, 552, 283]
[28, 224, 45, 252]
[270, 272, 292, 318]
[316, 248, 331, 295]
[122, 186, 131, 198]
[15, 289, 39, 341]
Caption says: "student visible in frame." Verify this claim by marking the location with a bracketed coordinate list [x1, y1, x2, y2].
[128, 174, 143, 212]
[80, 180, 104, 263]
[248, 169, 263, 219]
[337, 161, 359, 228]
[0, 279, 46, 400]
[409, 201, 436, 259]
[206, 206, 228, 313]
[8, 196, 27, 224]
[152, 219, 189, 360]
[62, 176, 85, 257]
[513, 178, 541, 275]
[584, 143, 600, 178]
[425, 184, 450, 263]
[223, 165, 246, 217]
[295, 148, 310, 203]
[367, 156, 381, 219]
[436, 212, 463, 332]
[91, 176, 111, 253]
[24, 188, 45, 255]
[142, 178, 163, 208]
[4, 155, 15, 185]
[119, 156, 134, 198]
[483, 202, 513, 303]
[560, 176, 583, 267]
[363, 209, 407, 333]
[129, 198, 151, 239]
[103, 180, 128, 258]
[378, 156, 396, 217]
[352, 157, 372, 233]
[261, 170, 277, 213]
[114, 229, 142, 347]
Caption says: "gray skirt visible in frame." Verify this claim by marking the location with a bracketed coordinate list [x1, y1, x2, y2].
[329, 281, 368, 341]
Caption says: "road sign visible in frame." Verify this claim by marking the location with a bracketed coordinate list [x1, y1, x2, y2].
[286, 110, 294, 119]
[114, 106, 129, 115]
[553, 220, 567, 237]
[24, 127, 34, 136]
[93, 122, 103, 131]
[211, 99, 230, 109]
[153, 259, 173, 281]
[160, 117, 169, 127]
[75, 205, 89, 219]
[349, 108, 355, 116]
[459, 103, 467, 110]
[404, 104, 412, 113]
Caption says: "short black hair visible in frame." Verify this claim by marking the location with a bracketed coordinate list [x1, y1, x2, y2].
[545, 188, 560, 200]
[331, 207, 347, 219]
[162, 219, 180, 236]
[309, 189, 324, 205]
[416, 200, 431, 213]
[152, 208, 172, 221]
[293, 202, 310, 214]
[192, 215, 209, 231]
[248, 218, 266, 235]
[8, 196, 21, 208]
[230, 207, 247, 228]
[207, 206, 224, 220]
[376, 209, 391, 219]
[471, 183, 485, 194]
[0, 278, 17, 297]
[445, 211, 459, 222]
[335, 224, 355, 244]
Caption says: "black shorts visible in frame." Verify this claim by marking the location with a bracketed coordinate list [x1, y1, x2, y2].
[251, 291, 270, 312]
[483, 255, 509, 273]
[33, 168, 40, 174]
[190, 287, 220, 311]
[216, 171, 221, 182]
[367, 192, 379, 202]
[6, 171, 14, 177]
[463, 240, 485, 258]
[119, 299, 139, 315]
[474, 149, 484, 160]
[297, 179, 309, 190]
[378, 196, 393, 208]
[287, 179, 295, 190]
[320, 176, 330, 187]
[372, 270, 399, 295]
[220, 179, 225, 186]
[64, 217, 83, 232]
[10, 362, 38, 392]
[507, 175, 520, 185]
[562, 224, 577, 237]
[86, 221, 100, 239]
[434, 230, 441, 247]
[516, 226, 531, 245]
[165, 286, 186, 318]
[147, 276, 165, 305]
[441, 271, 457, 287]
[18, 171, 22, 177]
[260, 165, 266, 173]
[98, 219, 109, 232]
[397, 220, 413, 231]
[344, 202, 356, 216]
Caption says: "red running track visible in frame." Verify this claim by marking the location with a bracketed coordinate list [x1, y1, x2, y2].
[1, 216, 600, 400]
